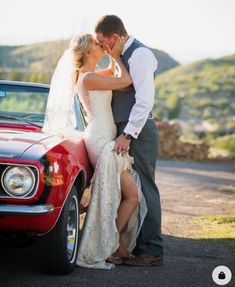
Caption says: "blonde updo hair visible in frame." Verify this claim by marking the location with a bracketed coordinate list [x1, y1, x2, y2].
[70, 34, 93, 87]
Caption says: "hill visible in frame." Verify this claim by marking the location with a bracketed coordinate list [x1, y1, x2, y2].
[154, 54, 235, 136]
[0, 39, 179, 82]
[150, 48, 179, 74]
[0, 40, 68, 80]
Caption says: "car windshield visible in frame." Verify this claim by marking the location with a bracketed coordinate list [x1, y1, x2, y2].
[0, 83, 85, 130]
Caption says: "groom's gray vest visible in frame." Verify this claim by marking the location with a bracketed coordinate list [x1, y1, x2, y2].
[112, 38, 156, 123]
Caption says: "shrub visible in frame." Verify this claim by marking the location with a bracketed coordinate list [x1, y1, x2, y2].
[210, 134, 235, 155]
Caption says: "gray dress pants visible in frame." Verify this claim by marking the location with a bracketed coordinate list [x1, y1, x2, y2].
[117, 119, 163, 257]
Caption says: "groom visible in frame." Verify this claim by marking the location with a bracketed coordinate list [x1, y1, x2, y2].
[95, 15, 163, 266]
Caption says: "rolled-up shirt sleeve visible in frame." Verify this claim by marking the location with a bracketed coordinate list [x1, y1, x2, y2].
[123, 47, 158, 138]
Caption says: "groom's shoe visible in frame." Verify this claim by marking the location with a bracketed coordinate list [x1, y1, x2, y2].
[122, 253, 163, 267]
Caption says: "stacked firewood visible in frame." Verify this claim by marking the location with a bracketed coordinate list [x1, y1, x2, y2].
[156, 121, 209, 160]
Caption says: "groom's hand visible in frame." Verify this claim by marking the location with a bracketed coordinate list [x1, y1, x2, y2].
[109, 37, 125, 59]
[113, 134, 131, 155]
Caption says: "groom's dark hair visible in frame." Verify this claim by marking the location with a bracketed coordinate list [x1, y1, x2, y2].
[95, 15, 127, 37]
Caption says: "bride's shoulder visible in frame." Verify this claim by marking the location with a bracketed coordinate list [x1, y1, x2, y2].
[78, 72, 92, 88]
[80, 71, 95, 82]
[82, 72, 102, 90]
[79, 71, 93, 81]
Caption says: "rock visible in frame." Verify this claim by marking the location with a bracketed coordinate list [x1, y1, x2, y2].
[156, 121, 209, 160]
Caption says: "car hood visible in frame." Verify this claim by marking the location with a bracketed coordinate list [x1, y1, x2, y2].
[0, 128, 59, 159]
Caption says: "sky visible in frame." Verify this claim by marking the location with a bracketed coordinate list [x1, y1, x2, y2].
[0, 0, 235, 63]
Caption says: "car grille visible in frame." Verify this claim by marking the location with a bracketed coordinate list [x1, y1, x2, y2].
[0, 164, 38, 199]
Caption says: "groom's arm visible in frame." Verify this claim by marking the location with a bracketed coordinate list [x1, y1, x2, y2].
[114, 47, 157, 154]
[123, 47, 158, 139]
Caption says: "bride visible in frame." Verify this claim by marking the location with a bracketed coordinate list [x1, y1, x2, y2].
[43, 34, 146, 269]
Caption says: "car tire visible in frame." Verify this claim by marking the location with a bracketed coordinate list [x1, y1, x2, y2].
[35, 185, 80, 274]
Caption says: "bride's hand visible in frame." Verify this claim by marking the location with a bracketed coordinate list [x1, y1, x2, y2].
[109, 37, 125, 59]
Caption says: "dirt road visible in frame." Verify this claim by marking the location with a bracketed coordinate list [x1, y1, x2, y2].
[158, 160, 235, 238]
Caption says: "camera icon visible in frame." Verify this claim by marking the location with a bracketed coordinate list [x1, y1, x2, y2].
[212, 265, 232, 285]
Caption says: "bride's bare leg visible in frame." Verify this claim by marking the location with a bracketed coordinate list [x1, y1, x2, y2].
[115, 170, 139, 257]
[118, 236, 129, 257]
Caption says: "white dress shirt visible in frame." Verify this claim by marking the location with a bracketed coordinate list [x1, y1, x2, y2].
[122, 36, 158, 139]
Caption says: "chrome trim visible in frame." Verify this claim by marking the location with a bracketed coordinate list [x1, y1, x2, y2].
[0, 163, 39, 199]
[0, 204, 54, 216]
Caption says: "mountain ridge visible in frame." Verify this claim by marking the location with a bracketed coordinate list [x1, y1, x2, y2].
[0, 39, 179, 78]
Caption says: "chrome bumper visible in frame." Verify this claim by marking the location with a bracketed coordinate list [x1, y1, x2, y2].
[0, 204, 54, 216]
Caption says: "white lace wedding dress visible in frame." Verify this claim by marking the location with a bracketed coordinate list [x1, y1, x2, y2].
[76, 73, 147, 269]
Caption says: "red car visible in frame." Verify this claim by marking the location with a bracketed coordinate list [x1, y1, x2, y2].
[0, 81, 92, 274]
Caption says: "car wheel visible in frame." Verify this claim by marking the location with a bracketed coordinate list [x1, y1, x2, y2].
[35, 185, 80, 274]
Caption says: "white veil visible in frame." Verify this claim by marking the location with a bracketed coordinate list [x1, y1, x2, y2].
[42, 49, 80, 137]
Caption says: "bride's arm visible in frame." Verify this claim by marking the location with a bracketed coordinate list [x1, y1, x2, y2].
[83, 61, 131, 90]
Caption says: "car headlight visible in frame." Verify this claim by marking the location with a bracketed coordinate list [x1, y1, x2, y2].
[1, 166, 35, 197]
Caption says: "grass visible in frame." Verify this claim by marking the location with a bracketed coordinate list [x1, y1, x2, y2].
[209, 134, 235, 156]
[208, 147, 232, 158]
[219, 185, 235, 193]
[196, 215, 235, 241]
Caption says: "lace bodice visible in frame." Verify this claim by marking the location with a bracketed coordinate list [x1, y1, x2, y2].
[77, 73, 116, 167]
[77, 73, 92, 120]
[77, 73, 113, 123]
